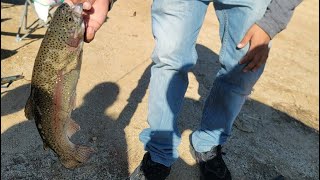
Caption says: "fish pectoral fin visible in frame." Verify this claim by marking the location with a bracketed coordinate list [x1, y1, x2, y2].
[67, 118, 81, 139]
[74, 145, 95, 163]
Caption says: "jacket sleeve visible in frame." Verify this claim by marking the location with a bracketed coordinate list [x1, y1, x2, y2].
[109, 0, 117, 11]
[256, 0, 303, 39]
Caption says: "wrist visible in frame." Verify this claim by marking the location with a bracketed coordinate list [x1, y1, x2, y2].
[255, 23, 272, 41]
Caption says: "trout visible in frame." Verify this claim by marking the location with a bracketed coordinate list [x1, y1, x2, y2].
[25, 3, 94, 169]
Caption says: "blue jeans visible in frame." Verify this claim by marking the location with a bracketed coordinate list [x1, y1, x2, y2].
[139, 0, 272, 167]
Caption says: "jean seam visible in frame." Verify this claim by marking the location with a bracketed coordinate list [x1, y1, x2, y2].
[219, 9, 229, 66]
[221, 79, 236, 135]
[200, 78, 222, 133]
[157, 66, 165, 130]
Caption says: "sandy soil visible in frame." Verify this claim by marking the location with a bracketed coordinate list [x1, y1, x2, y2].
[1, 0, 319, 179]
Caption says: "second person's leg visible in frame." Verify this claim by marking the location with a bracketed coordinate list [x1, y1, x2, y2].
[139, 0, 210, 168]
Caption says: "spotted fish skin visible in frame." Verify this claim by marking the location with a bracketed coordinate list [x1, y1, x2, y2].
[25, 3, 94, 169]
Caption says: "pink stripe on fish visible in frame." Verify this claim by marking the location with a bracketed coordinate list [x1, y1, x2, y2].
[53, 70, 64, 143]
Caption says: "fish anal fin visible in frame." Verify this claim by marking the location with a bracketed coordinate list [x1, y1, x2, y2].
[67, 119, 80, 139]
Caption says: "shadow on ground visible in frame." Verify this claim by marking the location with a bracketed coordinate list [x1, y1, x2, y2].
[1, 83, 30, 116]
[1, 17, 45, 61]
[1, 0, 48, 45]
[1, 31, 45, 40]
[1, 49, 18, 61]
[1, 31, 44, 60]
[1, 18, 11, 23]
[1, 44, 319, 179]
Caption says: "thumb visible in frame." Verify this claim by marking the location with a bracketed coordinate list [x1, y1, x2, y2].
[85, 26, 96, 43]
[237, 28, 254, 49]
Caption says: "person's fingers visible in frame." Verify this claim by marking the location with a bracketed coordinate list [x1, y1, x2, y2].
[84, 26, 95, 43]
[243, 55, 260, 72]
[239, 54, 249, 65]
[252, 55, 267, 72]
[83, 1, 92, 10]
[83, 0, 97, 10]
[239, 45, 255, 65]
[237, 27, 254, 49]
[238, 29, 257, 65]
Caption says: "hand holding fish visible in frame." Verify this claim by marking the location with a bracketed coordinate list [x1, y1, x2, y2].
[65, 0, 110, 43]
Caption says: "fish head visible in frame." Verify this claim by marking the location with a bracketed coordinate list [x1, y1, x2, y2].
[51, 3, 85, 48]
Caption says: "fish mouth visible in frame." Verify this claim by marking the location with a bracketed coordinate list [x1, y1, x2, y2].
[72, 4, 83, 18]
[65, 3, 85, 47]
[71, 3, 84, 37]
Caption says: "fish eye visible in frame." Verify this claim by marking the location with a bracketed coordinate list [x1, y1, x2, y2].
[68, 17, 72, 22]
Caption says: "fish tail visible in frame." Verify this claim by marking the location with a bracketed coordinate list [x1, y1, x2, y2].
[60, 158, 81, 169]
[74, 145, 95, 163]
[59, 145, 95, 169]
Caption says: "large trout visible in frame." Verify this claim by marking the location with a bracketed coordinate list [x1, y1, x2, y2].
[25, 3, 94, 169]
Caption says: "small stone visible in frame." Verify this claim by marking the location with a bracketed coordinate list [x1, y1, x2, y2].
[92, 137, 97, 141]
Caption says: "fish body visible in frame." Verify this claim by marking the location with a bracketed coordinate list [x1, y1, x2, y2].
[25, 3, 94, 169]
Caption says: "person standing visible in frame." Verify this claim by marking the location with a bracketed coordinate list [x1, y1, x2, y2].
[67, 0, 302, 179]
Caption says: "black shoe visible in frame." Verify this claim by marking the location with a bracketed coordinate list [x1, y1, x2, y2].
[127, 152, 171, 180]
[191, 145, 232, 180]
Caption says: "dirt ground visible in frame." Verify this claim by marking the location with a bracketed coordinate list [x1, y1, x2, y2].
[1, 0, 319, 179]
